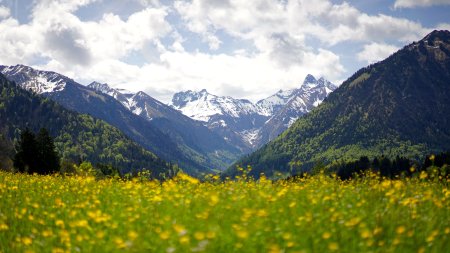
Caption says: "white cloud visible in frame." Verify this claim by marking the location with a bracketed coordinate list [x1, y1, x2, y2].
[170, 0, 434, 91]
[310, 3, 429, 45]
[357, 43, 399, 64]
[204, 34, 222, 50]
[0, 0, 446, 103]
[394, 0, 450, 8]
[436, 23, 450, 30]
[0, 19, 39, 65]
[175, 1, 431, 47]
[82, 8, 171, 60]
[50, 46, 343, 103]
[0, 5, 10, 19]
[0, 0, 171, 65]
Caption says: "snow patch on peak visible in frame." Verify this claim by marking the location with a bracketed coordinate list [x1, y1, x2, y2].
[88, 82, 136, 97]
[88, 82, 113, 94]
[256, 88, 296, 116]
[170, 89, 260, 122]
[0, 65, 68, 94]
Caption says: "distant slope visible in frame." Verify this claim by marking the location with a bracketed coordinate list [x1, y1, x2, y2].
[0, 73, 173, 178]
[227, 30, 450, 178]
[170, 75, 336, 151]
[88, 82, 241, 171]
[255, 75, 336, 146]
[0, 65, 222, 175]
[170, 89, 267, 152]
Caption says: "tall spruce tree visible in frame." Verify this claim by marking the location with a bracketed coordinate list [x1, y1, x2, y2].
[36, 128, 60, 174]
[13, 128, 38, 173]
[0, 128, 13, 170]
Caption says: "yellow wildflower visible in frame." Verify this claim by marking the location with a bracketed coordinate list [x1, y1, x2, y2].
[396, 226, 406, 234]
[159, 231, 170, 240]
[328, 242, 339, 251]
[22, 237, 33, 246]
[128, 230, 138, 241]
[322, 232, 331, 239]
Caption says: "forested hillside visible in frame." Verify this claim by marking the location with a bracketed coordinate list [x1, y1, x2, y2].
[227, 30, 450, 178]
[0, 74, 175, 178]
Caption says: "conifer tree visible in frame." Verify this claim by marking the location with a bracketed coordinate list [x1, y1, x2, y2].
[13, 128, 60, 174]
[0, 129, 13, 170]
[36, 128, 60, 174]
[13, 128, 38, 173]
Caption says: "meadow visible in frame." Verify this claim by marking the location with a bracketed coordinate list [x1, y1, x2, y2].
[0, 171, 448, 253]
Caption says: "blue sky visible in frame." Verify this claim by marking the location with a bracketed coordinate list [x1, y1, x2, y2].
[0, 0, 449, 102]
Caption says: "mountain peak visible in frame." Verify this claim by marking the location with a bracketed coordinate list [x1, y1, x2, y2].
[171, 88, 262, 122]
[10, 64, 33, 73]
[0, 64, 69, 94]
[303, 74, 317, 84]
[134, 91, 148, 98]
[317, 77, 337, 90]
[420, 30, 450, 48]
[422, 30, 450, 42]
[88, 81, 113, 92]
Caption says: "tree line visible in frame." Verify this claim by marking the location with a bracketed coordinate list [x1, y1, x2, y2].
[0, 127, 182, 179]
[330, 153, 450, 180]
[13, 128, 60, 174]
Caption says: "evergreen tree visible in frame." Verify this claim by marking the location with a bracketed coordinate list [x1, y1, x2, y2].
[36, 128, 60, 174]
[13, 128, 38, 173]
[13, 128, 60, 174]
[379, 157, 393, 177]
[0, 129, 13, 170]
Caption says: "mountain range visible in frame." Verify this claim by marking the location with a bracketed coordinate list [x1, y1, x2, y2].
[170, 75, 336, 151]
[226, 30, 450, 178]
[87, 81, 242, 172]
[0, 73, 174, 178]
[0, 65, 240, 175]
[3, 30, 447, 179]
[0, 64, 334, 173]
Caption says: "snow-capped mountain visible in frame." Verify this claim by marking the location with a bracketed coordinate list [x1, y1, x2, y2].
[257, 74, 336, 118]
[269, 74, 336, 124]
[88, 82, 168, 120]
[170, 89, 262, 122]
[255, 89, 297, 116]
[88, 81, 135, 100]
[88, 82, 214, 125]
[171, 74, 336, 150]
[0, 64, 241, 172]
[1, 63, 336, 160]
[0, 64, 69, 93]
[256, 75, 337, 145]
[88, 82, 242, 168]
[170, 89, 269, 152]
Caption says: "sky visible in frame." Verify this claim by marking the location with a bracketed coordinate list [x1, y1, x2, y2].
[0, 0, 449, 103]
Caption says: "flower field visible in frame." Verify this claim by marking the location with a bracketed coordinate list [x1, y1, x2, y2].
[0, 171, 449, 253]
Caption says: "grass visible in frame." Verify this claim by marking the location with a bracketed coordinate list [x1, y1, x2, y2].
[0, 171, 448, 253]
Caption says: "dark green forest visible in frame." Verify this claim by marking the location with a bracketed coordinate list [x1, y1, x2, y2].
[13, 128, 60, 174]
[0, 73, 177, 179]
[329, 152, 450, 180]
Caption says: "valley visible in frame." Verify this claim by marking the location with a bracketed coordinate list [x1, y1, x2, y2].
[0, 0, 449, 251]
